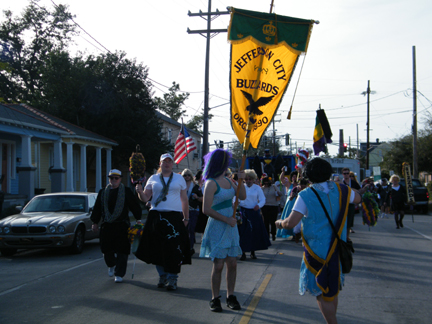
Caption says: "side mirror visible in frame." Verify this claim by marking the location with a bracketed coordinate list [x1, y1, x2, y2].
[15, 206, 23, 212]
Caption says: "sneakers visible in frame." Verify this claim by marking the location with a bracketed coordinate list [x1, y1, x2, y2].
[250, 251, 257, 259]
[108, 267, 115, 277]
[157, 275, 168, 288]
[209, 296, 222, 312]
[114, 276, 123, 283]
[226, 295, 241, 310]
[166, 278, 177, 291]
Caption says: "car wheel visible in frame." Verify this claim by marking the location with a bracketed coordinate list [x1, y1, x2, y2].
[0, 248, 18, 257]
[70, 226, 85, 254]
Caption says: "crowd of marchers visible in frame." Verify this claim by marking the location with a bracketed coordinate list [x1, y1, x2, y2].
[91, 151, 409, 324]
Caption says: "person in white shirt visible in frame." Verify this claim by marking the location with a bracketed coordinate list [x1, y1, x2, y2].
[135, 153, 191, 291]
[237, 169, 271, 260]
[276, 158, 361, 324]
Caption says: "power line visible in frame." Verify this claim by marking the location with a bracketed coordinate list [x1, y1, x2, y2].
[50, 1, 112, 54]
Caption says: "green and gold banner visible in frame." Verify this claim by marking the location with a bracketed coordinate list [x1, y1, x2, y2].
[228, 8, 315, 149]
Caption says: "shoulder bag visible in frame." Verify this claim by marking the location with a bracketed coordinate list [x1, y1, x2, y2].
[310, 187, 354, 274]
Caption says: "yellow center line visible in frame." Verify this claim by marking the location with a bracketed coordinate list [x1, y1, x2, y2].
[239, 273, 273, 324]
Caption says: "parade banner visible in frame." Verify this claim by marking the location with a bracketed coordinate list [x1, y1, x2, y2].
[228, 8, 315, 149]
[313, 109, 333, 156]
[403, 162, 415, 205]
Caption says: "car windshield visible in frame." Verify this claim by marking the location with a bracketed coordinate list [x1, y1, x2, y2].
[24, 196, 86, 213]
[400, 179, 423, 188]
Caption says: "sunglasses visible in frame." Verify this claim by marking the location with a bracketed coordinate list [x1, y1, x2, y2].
[183, 174, 191, 177]
[109, 176, 120, 180]
[343, 172, 350, 175]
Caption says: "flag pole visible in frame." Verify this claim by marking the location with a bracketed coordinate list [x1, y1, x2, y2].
[181, 118, 190, 169]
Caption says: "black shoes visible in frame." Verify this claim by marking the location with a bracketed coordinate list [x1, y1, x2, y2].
[210, 296, 222, 312]
[157, 275, 167, 288]
[210, 295, 241, 312]
[240, 252, 257, 260]
[226, 295, 241, 310]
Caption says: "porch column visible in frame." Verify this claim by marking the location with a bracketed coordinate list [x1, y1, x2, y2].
[17, 135, 36, 200]
[95, 147, 102, 192]
[50, 140, 66, 193]
[80, 145, 87, 192]
[65, 142, 74, 192]
[106, 148, 112, 175]
[53, 140, 64, 169]
[20, 135, 32, 167]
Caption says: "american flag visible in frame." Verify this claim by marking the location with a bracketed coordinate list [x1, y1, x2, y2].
[174, 125, 197, 164]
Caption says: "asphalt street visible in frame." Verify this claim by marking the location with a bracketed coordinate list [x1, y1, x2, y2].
[0, 212, 431, 324]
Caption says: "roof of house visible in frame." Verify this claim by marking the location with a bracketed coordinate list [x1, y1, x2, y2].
[155, 111, 202, 138]
[0, 104, 117, 146]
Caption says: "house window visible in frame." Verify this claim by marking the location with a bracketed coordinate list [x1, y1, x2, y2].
[167, 128, 172, 142]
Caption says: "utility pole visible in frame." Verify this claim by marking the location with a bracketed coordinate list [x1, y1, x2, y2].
[361, 81, 375, 172]
[356, 124, 359, 158]
[412, 46, 418, 178]
[339, 129, 344, 156]
[272, 114, 281, 156]
[187, 1, 229, 159]
[366, 80, 371, 171]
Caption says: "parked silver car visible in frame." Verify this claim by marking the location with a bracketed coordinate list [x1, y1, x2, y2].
[0, 192, 98, 256]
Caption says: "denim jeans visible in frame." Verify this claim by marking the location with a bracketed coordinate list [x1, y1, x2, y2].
[156, 265, 178, 280]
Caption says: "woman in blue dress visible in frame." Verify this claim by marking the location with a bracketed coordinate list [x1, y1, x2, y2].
[276, 170, 298, 238]
[199, 149, 246, 313]
[276, 158, 361, 324]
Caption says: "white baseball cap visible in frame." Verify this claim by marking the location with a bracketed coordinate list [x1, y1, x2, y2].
[108, 169, 122, 177]
[160, 153, 174, 162]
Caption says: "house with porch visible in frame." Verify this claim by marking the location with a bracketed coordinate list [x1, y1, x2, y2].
[0, 104, 116, 211]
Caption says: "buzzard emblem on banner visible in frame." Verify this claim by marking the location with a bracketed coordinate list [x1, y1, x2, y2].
[228, 8, 316, 150]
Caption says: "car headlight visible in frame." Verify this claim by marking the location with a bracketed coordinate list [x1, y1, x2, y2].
[3, 226, 10, 234]
[58, 225, 65, 233]
[48, 225, 56, 233]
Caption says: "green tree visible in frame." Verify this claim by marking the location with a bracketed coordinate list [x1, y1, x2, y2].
[381, 135, 412, 175]
[185, 109, 213, 136]
[417, 112, 432, 173]
[0, 2, 171, 170]
[0, 1, 77, 103]
[37, 50, 171, 169]
[154, 82, 189, 121]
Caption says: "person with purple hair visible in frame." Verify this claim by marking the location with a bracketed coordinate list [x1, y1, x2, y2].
[199, 149, 246, 313]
